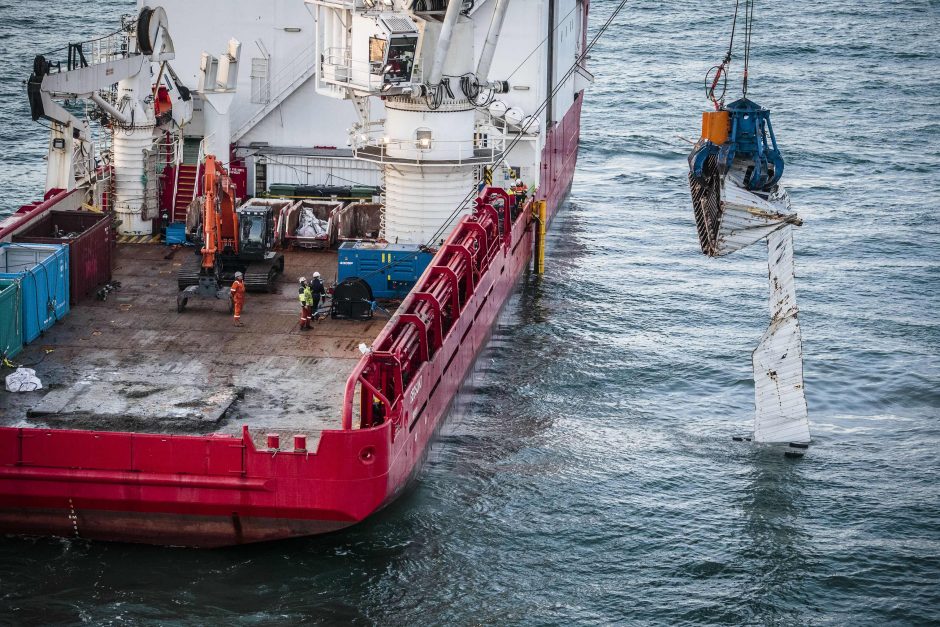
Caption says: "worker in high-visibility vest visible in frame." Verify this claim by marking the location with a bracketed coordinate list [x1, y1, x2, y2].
[298, 277, 314, 330]
[230, 272, 246, 326]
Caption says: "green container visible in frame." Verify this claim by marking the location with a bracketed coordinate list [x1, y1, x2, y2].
[0, 278, 23, 360]
[267, 184, 297, 197]
[350, 186, 380, 199]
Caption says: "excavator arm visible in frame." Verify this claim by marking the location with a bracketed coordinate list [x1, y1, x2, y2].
[176, 154, 238, 313]
[200, 155, 239, 273]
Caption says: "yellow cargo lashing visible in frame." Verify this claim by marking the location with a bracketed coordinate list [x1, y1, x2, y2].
[533, 200, 547, 274]
[701, 110, 730, 144]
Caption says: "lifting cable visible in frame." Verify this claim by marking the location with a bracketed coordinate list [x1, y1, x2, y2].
[506, 2, 582, 82]
[457, 2, 582, 109]
[422, 0, 630, 250]
[706, 0, 756, 107]
[706, 0, 739, 107]
[742, 0, 755, 98]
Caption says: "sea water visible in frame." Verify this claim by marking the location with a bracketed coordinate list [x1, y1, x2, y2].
[0, 0, 937, 623]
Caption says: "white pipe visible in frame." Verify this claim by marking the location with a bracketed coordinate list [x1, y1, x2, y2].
[90, 92, 132, 125]
[427, 0, 463, 86]
[476, 0, 510, 81]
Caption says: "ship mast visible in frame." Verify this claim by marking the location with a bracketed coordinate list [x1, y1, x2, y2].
[308, 0, 515, 246]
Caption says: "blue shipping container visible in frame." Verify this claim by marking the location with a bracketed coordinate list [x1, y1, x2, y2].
[0, 278, 23, 360]
[337, 242, 434, 299]
[0, 243, 69, 343]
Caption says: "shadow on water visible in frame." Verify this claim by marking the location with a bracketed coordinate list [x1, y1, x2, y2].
[736, 448, 814, 624]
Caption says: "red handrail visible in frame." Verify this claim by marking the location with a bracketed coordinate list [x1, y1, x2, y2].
[340, 192, 508, 431]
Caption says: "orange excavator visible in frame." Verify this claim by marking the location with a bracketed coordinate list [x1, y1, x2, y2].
[176, 154, 284, 312]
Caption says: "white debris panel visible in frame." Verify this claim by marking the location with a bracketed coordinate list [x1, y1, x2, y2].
[752, 226, 810, 443]
[714, 182, 801, 256]
[767, 225, 798, 319]
[690, 170, 812, 444]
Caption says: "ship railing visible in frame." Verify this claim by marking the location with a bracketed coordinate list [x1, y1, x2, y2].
[88, 30, 131, 65]
[40, 29, 131, 77]
[341, 189, 510, 433]
[351, 129, 506, 167]
[320, 47, 422, 93]
[307, 0, 378, 12]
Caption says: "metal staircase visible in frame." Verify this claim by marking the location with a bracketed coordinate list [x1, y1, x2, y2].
[171, 138, 202, 222]
[230, 43, 317, 143]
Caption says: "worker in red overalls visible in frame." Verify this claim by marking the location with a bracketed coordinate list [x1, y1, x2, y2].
[231, 272, 246, 326]
[512, 178, 528, 206]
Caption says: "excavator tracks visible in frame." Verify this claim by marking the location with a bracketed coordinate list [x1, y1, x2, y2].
[242, 254, 285, 293]
[177, 253, 284, 293]
[177, 256, 204, 291]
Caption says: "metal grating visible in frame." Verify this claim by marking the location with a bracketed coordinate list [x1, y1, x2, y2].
[379, 13, 418, 34]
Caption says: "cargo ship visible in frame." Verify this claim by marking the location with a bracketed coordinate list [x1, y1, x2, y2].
[0, 0, 592, 546]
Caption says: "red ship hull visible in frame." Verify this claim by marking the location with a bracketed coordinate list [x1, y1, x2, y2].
[0, 96, 583, 547]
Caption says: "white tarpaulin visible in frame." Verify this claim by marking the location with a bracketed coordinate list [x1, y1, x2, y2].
[5, 367, 42, 392]
[296, 207, 329, 238]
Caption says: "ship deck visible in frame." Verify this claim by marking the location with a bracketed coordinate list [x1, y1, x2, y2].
[0, 244, 389, 446]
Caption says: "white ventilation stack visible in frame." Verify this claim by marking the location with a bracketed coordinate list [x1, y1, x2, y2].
[381, 100, 476, 244]
[380, 17, 477, 245]
[198, 40, 242, 166]
[112, 70, 158, 235]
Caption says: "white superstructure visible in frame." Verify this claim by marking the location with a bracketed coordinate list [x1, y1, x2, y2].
[142, 0, 588, 242]
[29, 7, 192, 233]
[29, 0, 591, 238]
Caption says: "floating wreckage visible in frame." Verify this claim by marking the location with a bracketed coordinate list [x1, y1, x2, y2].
[688, 94, 811, 446]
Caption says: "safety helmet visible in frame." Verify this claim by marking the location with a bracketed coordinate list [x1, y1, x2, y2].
[313, 271, 321, 278]
[299, 277, 307, 283]
[516, 178, 523, 186]
[234, 272, 243, 279]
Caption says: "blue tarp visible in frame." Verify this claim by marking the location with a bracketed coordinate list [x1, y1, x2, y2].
[0, 243, 69, 343]
[0, 278, 23, 360]
[165, 222, 188, 245]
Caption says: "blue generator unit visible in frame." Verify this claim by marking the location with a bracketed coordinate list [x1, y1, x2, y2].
[337, 242, 433, 300]
[165, 222, 188, 245]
